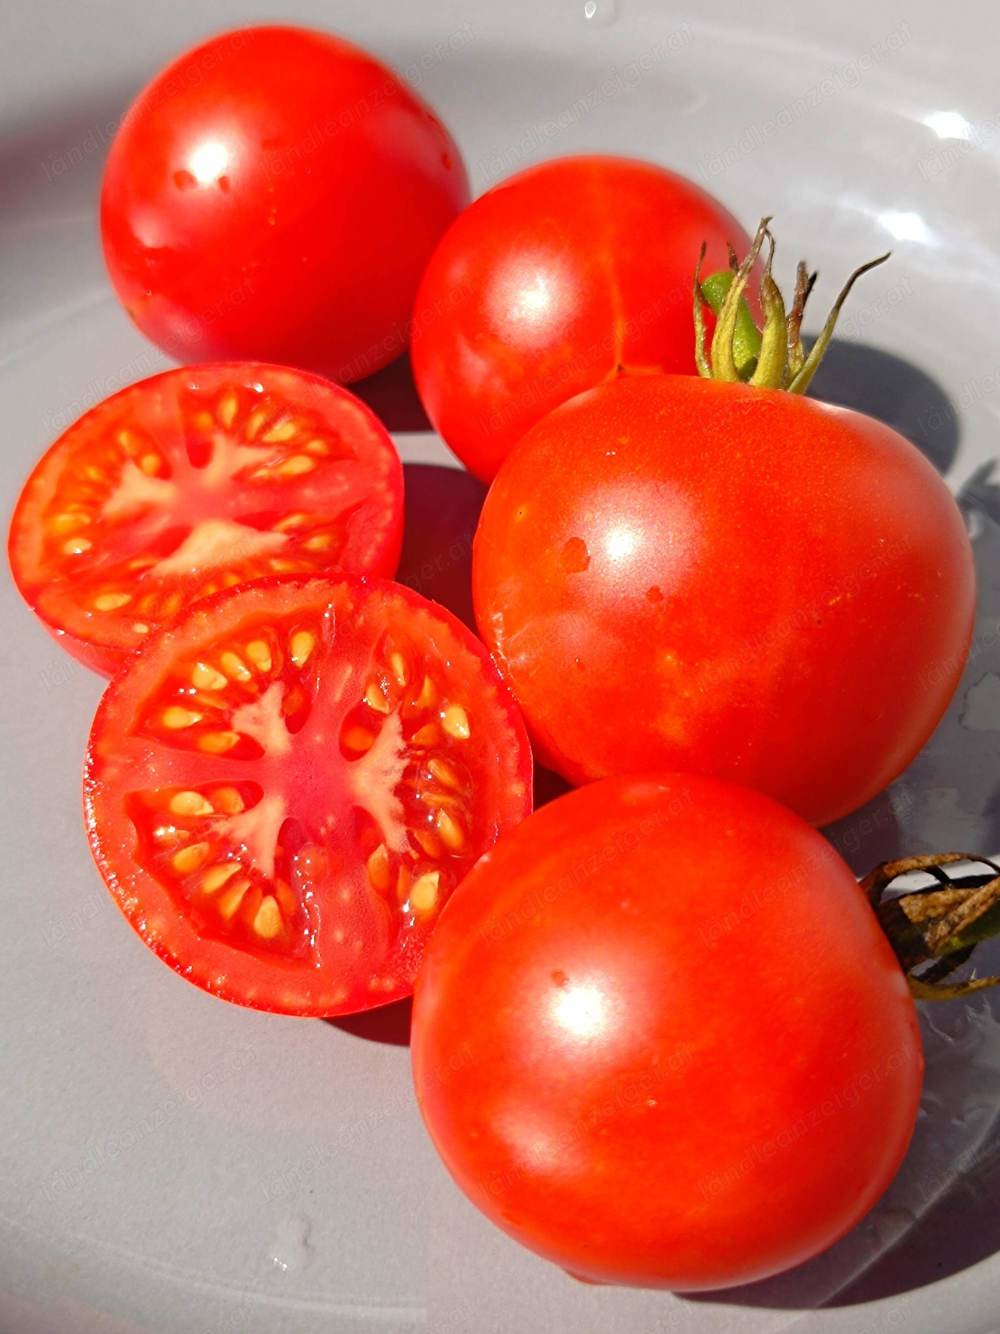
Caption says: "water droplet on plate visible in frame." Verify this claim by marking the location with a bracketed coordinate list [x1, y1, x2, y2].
[269, 1214, 313, 1273]
[583, 0, 618, 26]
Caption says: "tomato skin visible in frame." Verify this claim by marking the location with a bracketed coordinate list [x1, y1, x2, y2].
[84, 575, 532, 1017]
[8, 363, 405, 676]
[101, 26, 468, 381]
[412, 774, 923, 1290]
[472, 374, 975, 825]
[411, 155, 748, 481]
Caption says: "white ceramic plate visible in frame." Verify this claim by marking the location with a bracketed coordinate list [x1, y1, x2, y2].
[2, 2, 999, 1331]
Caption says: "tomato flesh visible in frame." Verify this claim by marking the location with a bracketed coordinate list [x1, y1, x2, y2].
[411, 155, 750, 480]
[412, 774, 923, 1290]
[9, 365, 403, 674]
[84, 577, 532, 1016]
[472, 374, 975, 825]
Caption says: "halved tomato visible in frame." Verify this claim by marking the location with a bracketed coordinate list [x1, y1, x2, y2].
[9, 364, 404, 674]
[83, 576, 532, 1016]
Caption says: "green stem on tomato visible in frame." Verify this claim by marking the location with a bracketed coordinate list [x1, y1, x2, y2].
[699, 270, 761, 379]
[695, 217, 891, 393]
[862, 854, 1000, 1000]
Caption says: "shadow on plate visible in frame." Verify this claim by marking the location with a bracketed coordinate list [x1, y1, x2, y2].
[683, 1135, 1000, 1312]
[396, 462, 487, 628]
[825, 491, 1000, 875]
[678, 450, 1000, 1314]
[689, 510, 1000, 1315]
[808, 339, 959, 476]
[325, 998, 412, 1047]
[0, 91, 135, 215]
[351, 352, 432, 434]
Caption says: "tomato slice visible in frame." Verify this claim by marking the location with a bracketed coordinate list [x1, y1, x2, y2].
[9, 364, 404, 674]
[84, 576, 532, 1016]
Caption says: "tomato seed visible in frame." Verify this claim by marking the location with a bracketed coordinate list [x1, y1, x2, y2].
[163, 706, 203, 729]
[117, 427, 151, 455]
[252, 895, 283, 938]
[198, 730, 240, 753]
[244, 406, 268, 440]
[442, 705, 470, 740]
[50, 512, 87, 534]
[367, 844, 391, 891]
[410, 872, 440, 913]
[277, 454, 315, 476]
[192, 662, 227, 690]
[414, 829, 443, 859]
[414, 676, 438, 710]
[218, 877, 251, 919]
[93, 592, 132, 611]
[201, 862, 240, 894]
[216, 390, 239, 429]
[364, 680, 390, 713]
[412, 724, 441, 746]
[290, 630, 315, 667]
[274, 512, 308, 533]
[220, 650, 252, 683]
[212, 786, 244, 814]
[427, 757, 461, 789]
[245, 640, 272, 672]
[172, 842, 210, 874]
[169, 790, 213, 817]
[262, 418, 299, 444]
[435, 808, 465, 851]
[418, 790, 462, 809]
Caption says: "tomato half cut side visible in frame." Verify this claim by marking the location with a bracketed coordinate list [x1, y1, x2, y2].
[9, 364, 404, 675]
[83, 576, 532, 1016]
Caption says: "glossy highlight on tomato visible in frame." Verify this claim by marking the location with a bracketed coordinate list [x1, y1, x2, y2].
[411, 155, 749, 480]
[9, 364, 404, 674]
[84, 576, 532, 1016]
[473, 373, 975, 825]
[412, 773, 923, 1290]
[101, 25, 468, 381]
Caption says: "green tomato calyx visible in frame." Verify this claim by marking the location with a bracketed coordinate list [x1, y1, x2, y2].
[694, 217, 890, 394]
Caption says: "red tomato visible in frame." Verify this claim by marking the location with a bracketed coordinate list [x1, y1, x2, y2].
[101, 26, 468, 381]
[411, 155, 748, 480]
[84, 576, 532, 1017]
[412, 773, 923, 1290]
[9, 364, 403, 675]
[472, 374, 975, 825]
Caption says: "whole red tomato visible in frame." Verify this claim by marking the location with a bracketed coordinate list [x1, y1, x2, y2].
[473, 366, 974, 826]
[411, 155, 748, 480]
[412, 774, 923, 1290]
[101, 26, 468, 381]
